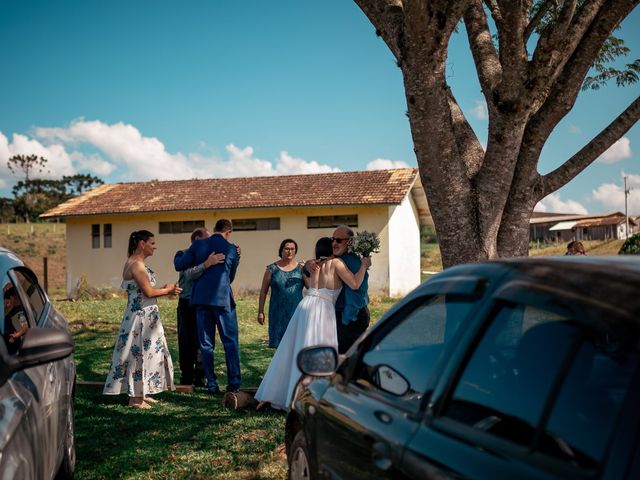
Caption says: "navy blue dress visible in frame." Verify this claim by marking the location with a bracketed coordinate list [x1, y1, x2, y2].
[267, 263, 305, 348]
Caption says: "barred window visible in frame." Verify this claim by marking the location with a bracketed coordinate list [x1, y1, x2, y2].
[307, 215, 358, 229]
[159, 220, 205, 234]
[232, 218, 280, 231]
[91, 224, 100, 248]
[103, 223, 112, 248]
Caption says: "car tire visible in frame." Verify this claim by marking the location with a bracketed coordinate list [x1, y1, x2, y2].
[288, 430, 313, 480]
[54, 395, 76, 480]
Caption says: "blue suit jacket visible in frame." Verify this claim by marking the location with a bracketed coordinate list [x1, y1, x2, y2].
[174, 233, 239, 312]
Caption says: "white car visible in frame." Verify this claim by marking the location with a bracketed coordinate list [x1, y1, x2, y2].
[0, 248, 76, 479]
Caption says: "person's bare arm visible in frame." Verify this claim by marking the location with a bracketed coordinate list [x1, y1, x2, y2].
[131, 261, 181, 298]
[333, 257, 371, 290]
[257, 269, 272, 325]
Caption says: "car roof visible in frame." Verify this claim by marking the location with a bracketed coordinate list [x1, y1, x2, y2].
[392, 256, 640, 325]
[0, 248, 25, 275]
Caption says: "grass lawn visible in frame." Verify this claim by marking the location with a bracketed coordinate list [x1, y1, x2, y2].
[55, 294, 397, 479]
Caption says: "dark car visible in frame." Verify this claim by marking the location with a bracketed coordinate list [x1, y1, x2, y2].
[286, 256, 640, 480]
[0, 248, 76, 480]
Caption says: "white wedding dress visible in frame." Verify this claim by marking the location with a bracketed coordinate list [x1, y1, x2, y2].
[254, 287, 341, 410]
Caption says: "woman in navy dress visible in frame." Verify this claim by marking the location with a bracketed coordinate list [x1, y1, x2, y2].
[257, 239, 307, 348]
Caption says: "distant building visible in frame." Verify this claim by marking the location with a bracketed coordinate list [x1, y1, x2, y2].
[41, 169, 431, 298]
[530, 211, 638, 243]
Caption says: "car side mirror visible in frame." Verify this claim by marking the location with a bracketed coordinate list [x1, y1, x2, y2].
[297, 346, 338, 376]
[0, 328, 74, 386]
[372, 364, 410, 396]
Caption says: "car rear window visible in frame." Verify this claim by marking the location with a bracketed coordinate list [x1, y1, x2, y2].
[442, 303, 639, 471]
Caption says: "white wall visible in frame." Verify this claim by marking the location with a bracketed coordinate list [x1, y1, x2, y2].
[387, 193, 421, 296]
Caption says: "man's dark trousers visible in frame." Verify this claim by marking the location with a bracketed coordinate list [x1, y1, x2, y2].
[196, 305, 241, 392]
[336, 306, 370, 354]
[177, 297, 203, 385]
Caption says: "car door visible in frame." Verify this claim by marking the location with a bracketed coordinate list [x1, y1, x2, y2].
[311, 278, 485, 479]
[401, 282, 640, 480]
[7, 267, 61, 479]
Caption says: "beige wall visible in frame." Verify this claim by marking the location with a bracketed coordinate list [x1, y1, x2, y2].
[65, 205, 405, 297]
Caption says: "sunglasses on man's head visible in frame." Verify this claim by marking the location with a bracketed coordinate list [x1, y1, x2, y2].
[331, 237, 349, 244]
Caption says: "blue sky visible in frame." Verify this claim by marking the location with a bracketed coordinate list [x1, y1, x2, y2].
[1, 1, 638, 214]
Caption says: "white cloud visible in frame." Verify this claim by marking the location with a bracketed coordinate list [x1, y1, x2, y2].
[366, 158, 411, 170]
[536, 193, 588, 214]
[471, 100, 488, 120]
[592, 173, 640, 214]
[0, 131, 75, 184]
[70, 152, 116, 176]
[32, 119, 341, 180]
[1, 119, 346, 196]
[273, 150, 341, 175]
[597, 137, 632, 164]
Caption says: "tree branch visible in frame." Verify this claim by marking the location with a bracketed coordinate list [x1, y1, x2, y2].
[518, 0, 637, 176]
[524, 0, 554, 42]
[541, 95, 640, 195]
[354, 0, 406, 62]
[493, 0, 529, 103]
[484, 0, 503, 27]
[464, 0, 502, 95]
[447, 89, 485, 178]
[529, 0, 608, 106]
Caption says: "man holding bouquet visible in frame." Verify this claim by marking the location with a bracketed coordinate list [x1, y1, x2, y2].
[330, 225, 371, 353]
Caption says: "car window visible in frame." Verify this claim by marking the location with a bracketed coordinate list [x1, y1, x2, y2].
[542, 331, 639, 468]
[442, 303, 639, 471]
[2, 274, 31, 355]
[11, 269, 46, 324]
[354, 294, 476, 409]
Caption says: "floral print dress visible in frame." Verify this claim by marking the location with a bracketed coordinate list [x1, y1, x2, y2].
[103, 267, 175, 397]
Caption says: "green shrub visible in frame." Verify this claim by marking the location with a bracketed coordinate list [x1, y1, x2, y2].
[618, 234, 640, 255]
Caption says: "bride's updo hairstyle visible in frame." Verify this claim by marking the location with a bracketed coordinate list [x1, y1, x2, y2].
[127, 230, 154, 256]
[315, 237, 333, 259]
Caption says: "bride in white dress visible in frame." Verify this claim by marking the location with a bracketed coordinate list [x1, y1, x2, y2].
[254, 237, 371, 410]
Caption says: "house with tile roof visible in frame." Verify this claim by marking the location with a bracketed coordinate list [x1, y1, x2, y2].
[529, 211, 638, 243]
[41, 168, 431, 298]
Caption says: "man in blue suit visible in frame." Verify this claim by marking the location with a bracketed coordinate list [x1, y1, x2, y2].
[174, 219, 241, 394]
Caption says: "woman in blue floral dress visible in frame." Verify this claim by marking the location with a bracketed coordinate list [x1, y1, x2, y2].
[257, 239, 307, 348]
[103, 230, 181, 409]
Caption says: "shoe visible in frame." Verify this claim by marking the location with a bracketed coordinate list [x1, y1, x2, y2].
[194, 377, 206, 388]
[226, 385, 241, 393]
[206, 387, 221, 396]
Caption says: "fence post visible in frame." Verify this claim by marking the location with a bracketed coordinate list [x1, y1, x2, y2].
[43, 257, 49, 294]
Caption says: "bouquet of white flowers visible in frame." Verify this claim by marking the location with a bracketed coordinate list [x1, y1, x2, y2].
[350, 230, 380, 257]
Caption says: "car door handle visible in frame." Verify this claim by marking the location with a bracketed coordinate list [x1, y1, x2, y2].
[374, 410, 392, 424]
[47, 364, 56, 384]
[372, 441, 392, 471]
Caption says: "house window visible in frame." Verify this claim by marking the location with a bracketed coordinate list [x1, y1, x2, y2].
[307, 215, 358, 229]
[159, 220, 205, 234]
[91, 224, 100, 249]
[104, 224, 112, 248]
[232, 218, 280, 231]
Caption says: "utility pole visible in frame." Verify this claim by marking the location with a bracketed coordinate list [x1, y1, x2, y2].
[624, 176, 630, 240]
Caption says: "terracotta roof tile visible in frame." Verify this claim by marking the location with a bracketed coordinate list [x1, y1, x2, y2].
[41, 168, 418, 218]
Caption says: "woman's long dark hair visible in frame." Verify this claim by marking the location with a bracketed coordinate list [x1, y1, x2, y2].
[315, 237, 333, 259]
[127, 230, 154, 256]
